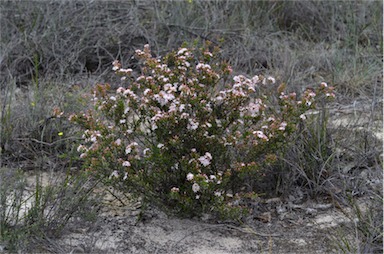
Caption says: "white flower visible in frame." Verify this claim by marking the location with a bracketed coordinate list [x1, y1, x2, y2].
[157, 143, 164, 149]
[109, 170, 119, 179]
[262, 76, 276, 85]
[143, 148, 150, 156]
[186, 173, 194, 181]
[122, 161, 131, 167]
[247, 102, 261, 116]
[77, 144, 86, 152]
[120, 119, 126, 124]
[123, 172, 128, 180]
[154, 91, 175, 106]
[187, 119, 199, 130]
[267, 76, 276, 84]
[214, 191, 222, 197]
[254, 130, 269, 141]
[171, 187, 180, 193]
[198, 152, 212, 167]
[278, 121, 287, 131]
[209, 175, 216, 180]
[119, 68, 132, 74]
[125, 146, 132, 154]
[233, 75, 241, 83]
[252, 75, 260, 84]
[125, 142, 138, 154]
[144, 88, 152, 96]
[300, 114, 306, 120]
[215, 95, 223, 101]
[192, 183, 200, 193]
[110, 96, 116, 101]
[177, 48, 188, 55]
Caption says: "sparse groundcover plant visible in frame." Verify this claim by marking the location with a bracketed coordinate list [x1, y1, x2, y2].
[69, 44, 335, 218]
[0, 168, 99, 252]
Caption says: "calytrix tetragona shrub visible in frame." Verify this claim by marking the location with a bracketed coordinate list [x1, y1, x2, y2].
[69, 44, 335, 218]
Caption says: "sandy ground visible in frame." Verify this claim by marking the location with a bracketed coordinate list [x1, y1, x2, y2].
[45, 184, 375, 254]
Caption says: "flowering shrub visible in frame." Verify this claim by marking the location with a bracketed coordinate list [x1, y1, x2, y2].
[69, 44, 335, 218]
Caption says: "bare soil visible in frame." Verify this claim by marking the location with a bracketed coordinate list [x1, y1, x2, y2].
[51, 188, 372, 254]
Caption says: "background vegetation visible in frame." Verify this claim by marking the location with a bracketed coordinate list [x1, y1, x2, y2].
[0, 0, 382, 252]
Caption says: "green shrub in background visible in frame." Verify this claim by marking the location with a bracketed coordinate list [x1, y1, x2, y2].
[70, 44, 335, 219]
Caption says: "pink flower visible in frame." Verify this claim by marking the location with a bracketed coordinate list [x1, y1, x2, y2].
[122, 161, 131, 167]
[117, 87, 125, 94]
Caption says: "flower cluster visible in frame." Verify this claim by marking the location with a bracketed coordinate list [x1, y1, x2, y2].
[70, 44, 335, 218]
